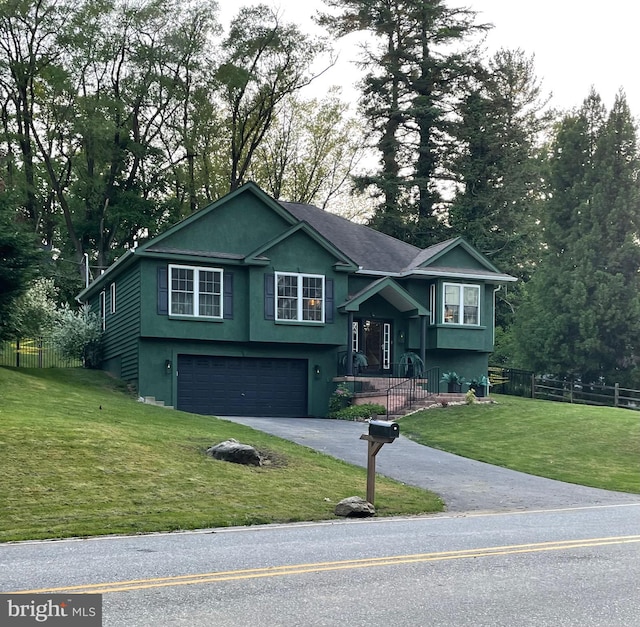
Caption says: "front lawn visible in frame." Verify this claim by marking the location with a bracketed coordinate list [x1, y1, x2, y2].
[0, 367, 443, 542]
[400, 395, 640, 493]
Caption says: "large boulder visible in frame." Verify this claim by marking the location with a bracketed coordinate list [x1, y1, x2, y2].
[206, 439, 262, 466]
[334, 496, 376, 518]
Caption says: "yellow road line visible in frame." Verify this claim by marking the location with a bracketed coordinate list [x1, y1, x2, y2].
[10, 535, 640, 595]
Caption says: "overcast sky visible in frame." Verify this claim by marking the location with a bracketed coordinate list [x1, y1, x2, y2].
[220, 0, 640, 117]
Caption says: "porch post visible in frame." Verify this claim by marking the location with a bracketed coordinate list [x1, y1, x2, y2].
[347, 312, 354, 376]
[420, 315, 426, 366]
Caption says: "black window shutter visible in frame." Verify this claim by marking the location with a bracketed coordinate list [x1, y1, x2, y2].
[157, 266, 168, 315]
[264, 273, 275, 320]
[223, 272, 233, 319]
[325, 278, 334, 323]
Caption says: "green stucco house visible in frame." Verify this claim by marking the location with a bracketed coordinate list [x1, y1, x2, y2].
[78, 182, 516, 417]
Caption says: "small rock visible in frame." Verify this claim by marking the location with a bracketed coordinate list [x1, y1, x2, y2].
[334, 496, 375, 518]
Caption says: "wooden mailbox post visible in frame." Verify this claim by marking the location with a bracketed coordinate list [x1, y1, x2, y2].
[360, 420, 400, 505]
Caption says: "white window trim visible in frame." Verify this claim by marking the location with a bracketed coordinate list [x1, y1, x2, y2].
[110, 282, 116, 314]
[352, 321, 359, 353]
[275, 271, 325, 323]
[429, 283, 436, 325]
[442, 283, 481, 326]
[382, 322, 391, 370]
[100, 290, 106, 330]
[169, 264, 224, 319]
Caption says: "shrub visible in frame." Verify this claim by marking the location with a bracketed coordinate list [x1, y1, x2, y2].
[331, 403, 386, 421]
[328, 383, 353, 415]
[50, 304, 103, 368]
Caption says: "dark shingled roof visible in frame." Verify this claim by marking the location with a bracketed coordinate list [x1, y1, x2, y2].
[279, 201, 421, 273]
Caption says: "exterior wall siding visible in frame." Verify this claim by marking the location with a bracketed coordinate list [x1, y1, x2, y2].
[427, 350, 489, 392]
[101, 266, 141, 383]
[140, 233, 348, 348]
[431, 247, 487, 270]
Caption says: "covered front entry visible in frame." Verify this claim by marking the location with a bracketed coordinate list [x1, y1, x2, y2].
[353, 319, 392, 374]
[340, 277, 429, 377]
[176, 355, 308, 417]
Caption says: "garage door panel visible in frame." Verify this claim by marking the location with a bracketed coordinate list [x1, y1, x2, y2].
[177, 355, 307, 417]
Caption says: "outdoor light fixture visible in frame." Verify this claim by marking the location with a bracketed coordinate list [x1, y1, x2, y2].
[398, 330, 405, 342]
[165, 359, 172, 374]
[314, 364, 321, 378]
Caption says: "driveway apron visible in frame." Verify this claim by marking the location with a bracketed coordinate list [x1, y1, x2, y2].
[219, 416, 640, 513]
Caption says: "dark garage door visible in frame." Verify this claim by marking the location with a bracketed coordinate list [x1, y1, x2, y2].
[177, 355, 308, 417]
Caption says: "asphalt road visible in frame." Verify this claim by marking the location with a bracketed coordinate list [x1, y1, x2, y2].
[218, 416, 640, 512]
[2, 504, 640, 626]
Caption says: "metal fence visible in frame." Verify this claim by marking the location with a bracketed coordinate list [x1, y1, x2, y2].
[385, 366, 440, 419]
[489, 366, 640, 412]
[0, 338, 82, 368]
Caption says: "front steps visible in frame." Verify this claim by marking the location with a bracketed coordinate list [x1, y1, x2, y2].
[139, 396, 174, 409]
[334, 376, 490, 418]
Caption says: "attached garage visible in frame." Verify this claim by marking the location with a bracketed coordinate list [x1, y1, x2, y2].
[176, 355, 308, 417]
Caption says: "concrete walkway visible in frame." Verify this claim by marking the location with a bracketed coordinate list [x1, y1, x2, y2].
[219, 416, 640, 513]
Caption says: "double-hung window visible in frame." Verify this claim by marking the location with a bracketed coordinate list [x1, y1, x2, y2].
[169, 264, 223, 318]
[443, 283, 480, 325]
[276, 272, 324, 322]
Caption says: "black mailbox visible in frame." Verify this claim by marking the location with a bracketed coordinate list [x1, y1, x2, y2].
[369, 420, 400, 440]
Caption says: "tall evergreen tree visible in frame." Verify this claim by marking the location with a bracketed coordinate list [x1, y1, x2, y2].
[319, 0, 487, 246]
[513, 90, 640, 383]
[449, 49, 549, 280]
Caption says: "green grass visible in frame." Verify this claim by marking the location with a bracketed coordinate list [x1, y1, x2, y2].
[400, 395, 640, 493]
[0, 367, 443, 542]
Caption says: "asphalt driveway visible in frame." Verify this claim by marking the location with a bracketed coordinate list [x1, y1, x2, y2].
[220, 416, 640, 513]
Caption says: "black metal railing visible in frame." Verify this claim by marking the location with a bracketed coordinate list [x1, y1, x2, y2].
[386, 366, 440, 419]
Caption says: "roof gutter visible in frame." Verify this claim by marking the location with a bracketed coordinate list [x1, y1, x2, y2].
[355, 268, 518, 282]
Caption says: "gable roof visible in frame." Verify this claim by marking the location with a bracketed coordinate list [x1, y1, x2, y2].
[245, 221, 356, 271]
[339, 277, 429, 317]
[140, 183, 298, 252]
[403, 237, 517, 282]
[78, 182, 516, 301]
[279, 201, 421, 274]
[279, 202, 516, 282]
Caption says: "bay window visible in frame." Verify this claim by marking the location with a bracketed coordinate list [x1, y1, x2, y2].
[443, 283, 480, 325]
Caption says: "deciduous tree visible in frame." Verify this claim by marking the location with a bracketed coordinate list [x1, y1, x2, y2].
[217, 5, 328, 192]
